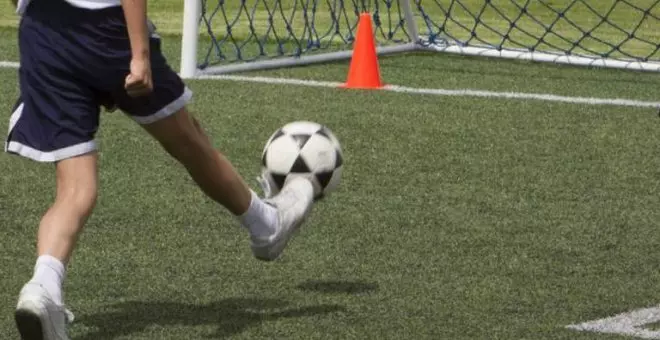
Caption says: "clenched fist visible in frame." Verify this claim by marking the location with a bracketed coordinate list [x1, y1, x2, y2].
[125, 58, 153, 97]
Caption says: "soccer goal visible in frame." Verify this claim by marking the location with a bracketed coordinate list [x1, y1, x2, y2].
[179, 0, 660, 78]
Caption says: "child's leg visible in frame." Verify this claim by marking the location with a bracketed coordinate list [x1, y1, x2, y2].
[140, 106, 252, 216]
[8, 4, 106, 339]
[34, 153, 98, 303]
[39, 154, 98, 263]
[137, 106, 314, 253]
[97, 2, 315, 261]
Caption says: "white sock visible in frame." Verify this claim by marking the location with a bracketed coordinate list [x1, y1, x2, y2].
[239, 190, 278, 239]
[31, 255, 66, 306]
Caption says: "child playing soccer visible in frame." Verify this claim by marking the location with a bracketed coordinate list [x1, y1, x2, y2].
[7, 0, 315, 339]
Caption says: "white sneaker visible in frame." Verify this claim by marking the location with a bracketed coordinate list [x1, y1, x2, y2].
[15, 282, 74, 340]
[251, 177, 315, 261]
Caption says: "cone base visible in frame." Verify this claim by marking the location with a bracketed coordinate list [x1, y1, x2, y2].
[339, 83, 385, 90]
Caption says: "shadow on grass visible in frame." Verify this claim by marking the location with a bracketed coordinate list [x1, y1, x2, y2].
[296, 280, 379, 295]
[75, 298, 345, 339]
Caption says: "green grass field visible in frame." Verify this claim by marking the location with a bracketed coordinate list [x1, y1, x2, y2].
[1, 1, 660, 339]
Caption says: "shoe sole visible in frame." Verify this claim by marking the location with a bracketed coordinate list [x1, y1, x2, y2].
[15, 307, 44, 340]
[253, 220, 302, 261]
[253, 200, 313, 262]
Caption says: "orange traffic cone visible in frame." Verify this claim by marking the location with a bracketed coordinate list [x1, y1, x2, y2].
[341, 13, 384, 89]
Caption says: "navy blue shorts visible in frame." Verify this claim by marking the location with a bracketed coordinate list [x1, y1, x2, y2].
[4, 0, 192, 162]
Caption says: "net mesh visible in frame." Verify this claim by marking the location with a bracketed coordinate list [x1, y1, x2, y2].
[198, 0, 660, 70]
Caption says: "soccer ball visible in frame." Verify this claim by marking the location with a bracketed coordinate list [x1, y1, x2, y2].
[260, 121, 343, 199]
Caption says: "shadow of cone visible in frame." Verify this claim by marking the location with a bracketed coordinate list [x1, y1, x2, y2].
[340, 13, 384, 89]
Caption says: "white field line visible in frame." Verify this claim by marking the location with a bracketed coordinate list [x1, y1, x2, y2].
[1, 60, 658, 108]
[566, 306, 660, 339]
[198, 74, 660, 109]
[0, 61, 19, 68]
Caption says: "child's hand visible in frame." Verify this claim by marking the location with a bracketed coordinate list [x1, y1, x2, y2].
[125, 57, 153, 97]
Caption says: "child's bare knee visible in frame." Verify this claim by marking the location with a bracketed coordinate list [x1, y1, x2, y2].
[54, 154, 98, 217]
[55, 180, 97, 217]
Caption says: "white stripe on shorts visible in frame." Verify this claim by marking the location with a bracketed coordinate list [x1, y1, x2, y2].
[4, 103, 97, 162]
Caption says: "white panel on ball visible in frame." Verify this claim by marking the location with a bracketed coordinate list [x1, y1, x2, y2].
[299, 134, 337, 172]
[281, 121, 322, 135]
[317, 126, 342, 152]
[264, 135, 299, 174]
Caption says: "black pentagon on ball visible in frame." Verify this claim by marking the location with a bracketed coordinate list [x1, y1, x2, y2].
[270, 172, 287, 191]
[291, 134, 312, 149]
[315, 125, 332, 136]
[335, 149, 343, 168]
[315, 170, 334, 189]
[290, 155, 311, 173]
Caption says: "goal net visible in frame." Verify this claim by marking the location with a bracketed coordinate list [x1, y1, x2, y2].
[179, 0, 660, 78]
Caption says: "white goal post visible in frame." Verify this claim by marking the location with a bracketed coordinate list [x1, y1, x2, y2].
[179, 0, 660, 79]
